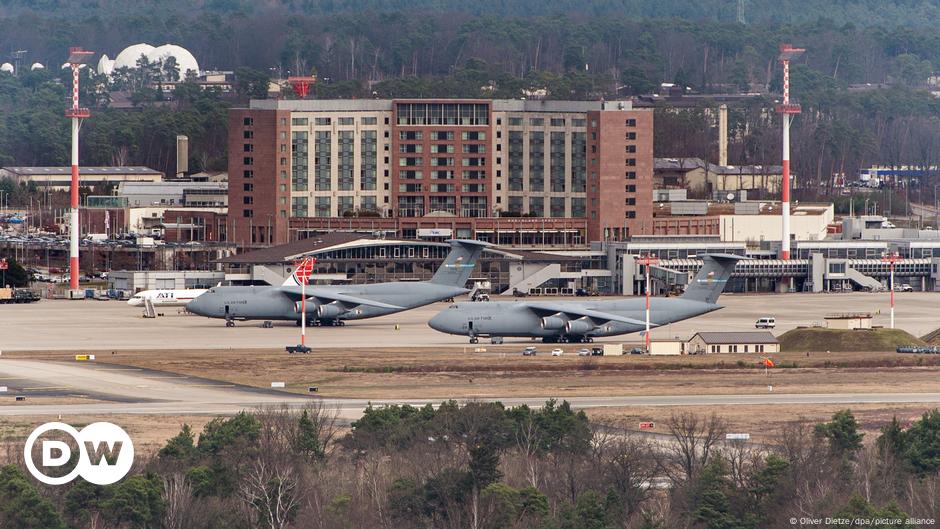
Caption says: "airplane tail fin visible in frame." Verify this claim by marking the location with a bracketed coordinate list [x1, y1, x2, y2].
[282, 257, 316, 287]
[681, 253, 746, 305]
[429, 239, 489, 288]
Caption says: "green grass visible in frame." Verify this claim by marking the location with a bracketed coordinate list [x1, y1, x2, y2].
[779, 327, 926, 352]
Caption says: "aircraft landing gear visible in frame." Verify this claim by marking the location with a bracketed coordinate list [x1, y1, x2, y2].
[225, 319, 235, 328]
[262, 321, 273, 328]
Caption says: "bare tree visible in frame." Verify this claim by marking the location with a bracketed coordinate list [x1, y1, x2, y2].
[163, 472, 194, 529]
[660, 411, 727, 483]
[239, 458, 301, 529]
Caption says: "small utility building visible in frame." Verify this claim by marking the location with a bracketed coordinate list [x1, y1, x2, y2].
[687, 332, 779, 354]
[825, 312, 873, 330]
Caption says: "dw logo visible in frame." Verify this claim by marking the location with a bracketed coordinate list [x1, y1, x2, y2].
[24, 422, 134, 485]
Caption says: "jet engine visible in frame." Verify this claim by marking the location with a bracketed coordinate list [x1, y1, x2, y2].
[317, 303, 347, 319]
[564, 318, 596, 335]
[540, 315, 568, 330]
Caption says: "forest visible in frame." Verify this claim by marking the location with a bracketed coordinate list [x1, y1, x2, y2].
[3, 2, 940, 204]
[4, 400, 940, 528]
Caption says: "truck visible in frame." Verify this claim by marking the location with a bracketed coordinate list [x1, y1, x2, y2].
[0, 288, 40, 304]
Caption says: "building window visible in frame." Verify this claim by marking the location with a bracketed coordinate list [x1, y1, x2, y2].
[571, 197, 586, 217]
[433, 131, 455, 140]
[312, 131, 331, 191]
[550, 118, 565, 127]
[626, 171, 636, 179]
[461, 131, 486, 141]
[243, 130, 253, 139]
[243, 170, 254, 178]
[243, 117, 253, 126]
[399, 131, 423, 140]
[528, 197, 544, 217]
[462, 144, 486, 153]
[550, 197, 565, 217]
[625, 145, 636, 153]
[362, 117, 377, 125]
[550, 131, 565, 192]
[337, 117, 353, 125]
[315, 117, 331, 126]
[243, 157, 253, 165]
[243, 183, 254, 192]
[508, 131, 524, 192]
[625, 158, 636, 166]
[625, 131, 637, 140]
[292, 117, 308, 126]
[361, 130, 377, 191]
[399, 144, 423, 153]
[529, 118, 544, 126]
[291, 196, 308, 217]
[626, 118, 636, 127]
[315, 196, 331, 217]
[461, 196, 488, 217]
[243, 209, 253, 217]
[529, 132, 544, 192]
[280, 157, 287, 165]
[243, 196, 253, 205]
[291, 131, 309, 191]
[625, 184, 636, 192]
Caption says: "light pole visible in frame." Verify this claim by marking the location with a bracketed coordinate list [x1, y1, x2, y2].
[881, 252, 901, 329]
[637, 254, 659, 351]
[933, 183, 939, 230]
[294, 257, 315, 348]
[65, 46, 94, 294]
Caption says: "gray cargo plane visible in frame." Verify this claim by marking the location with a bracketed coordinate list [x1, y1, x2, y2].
[428, 253, 744, 343]
[187, 239, 487, 326]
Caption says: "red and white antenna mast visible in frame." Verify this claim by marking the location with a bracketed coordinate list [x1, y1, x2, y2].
[65, 47, 93, 293]
[775, 44, 804, 260]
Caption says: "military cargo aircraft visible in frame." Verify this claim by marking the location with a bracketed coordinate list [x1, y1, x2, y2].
[428, 253, 744, 343]
[187, 239, 487, 327]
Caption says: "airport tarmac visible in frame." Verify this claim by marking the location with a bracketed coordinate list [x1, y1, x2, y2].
[0, 292, 938, 351]
[2, 359, 940, 418]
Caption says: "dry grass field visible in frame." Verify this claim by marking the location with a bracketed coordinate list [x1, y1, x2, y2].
[8, 347, 940, 400]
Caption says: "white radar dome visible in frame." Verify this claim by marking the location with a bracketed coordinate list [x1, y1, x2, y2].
[112, 43, 156, 70]
[146, 44, 199, 81]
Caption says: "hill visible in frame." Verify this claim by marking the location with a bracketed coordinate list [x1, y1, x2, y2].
[779, 327, 926, 353]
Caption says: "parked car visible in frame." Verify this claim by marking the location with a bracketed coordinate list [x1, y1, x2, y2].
[522, 346, 538, 356]
[629, 347, 645, 355]
[755, 317, 776, 329]
[577, 348, 591, 356]
[591, 347, 604, 356]
[551, 348, 564, 357]
[894, 283, 913, 292]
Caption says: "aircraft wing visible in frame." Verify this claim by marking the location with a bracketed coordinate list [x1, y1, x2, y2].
[278, 287, 404, 310]
[523, 302, 654, 327]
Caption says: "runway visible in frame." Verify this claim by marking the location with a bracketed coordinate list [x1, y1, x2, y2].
[2, 291, 938, 351]
[2, 359, 940, 419]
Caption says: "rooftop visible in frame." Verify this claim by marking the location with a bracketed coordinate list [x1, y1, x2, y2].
[220, 234, 582, 264]
[2, 166, 162, 176]
[692, 331, 779, 344]
[655, 157, 782, 176]
[248, 99, 637, 113]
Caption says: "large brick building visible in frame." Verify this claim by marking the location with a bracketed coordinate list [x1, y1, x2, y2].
[228, 99, 653, 248]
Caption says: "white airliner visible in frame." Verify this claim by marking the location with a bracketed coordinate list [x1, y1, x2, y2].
[127, 289, 208, 307]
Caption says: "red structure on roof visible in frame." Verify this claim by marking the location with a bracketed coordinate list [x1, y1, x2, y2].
[288, 76, 317, 98]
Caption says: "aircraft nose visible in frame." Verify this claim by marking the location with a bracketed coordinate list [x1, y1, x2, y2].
[186, 295, 206, 315]
[428, 310, 451, 332]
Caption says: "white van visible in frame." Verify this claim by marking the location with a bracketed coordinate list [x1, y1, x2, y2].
[755, 317, 776, 329]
